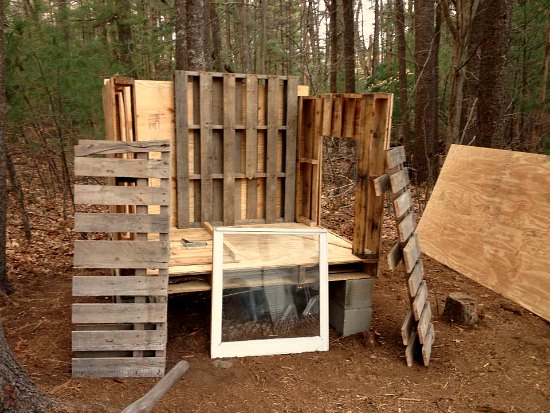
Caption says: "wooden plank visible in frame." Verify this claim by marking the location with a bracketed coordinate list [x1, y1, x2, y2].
[74, 185, 169, 206]
[400, 310, 414, 346]
[72, 357, 164, 378]
[331, 96, 343, 137]
[75, 158, 169, 179]
[321, 95, 333, 136]
[265, 76, 279, 223]
[72, 276, 167, 296]
[386, 146, 406, 169]
[74, 213, 168, 233]
[73, 240, 169, 269]
[412, 280, 428, 320]
[393, 190, 412, 219]
[75, 140, 170, 157]
[389, 167, 410, 194]
[72, 303, 167, 324]
[175, 71, 190, 228]
[407, 259, 424, 298]
[417, 301, 432, 344]
[72, 330, 166, 351]
[422, 323, 435, 366]
[417, 145, 550, 322]
[200, 73, 214, 223]
[373, 174, 390, 197]
[387, 242, 403, 271]
[310, 97, 323, 225]
[402, 233, 421, 273]
[284, 76, 298, 222]
[246, 75, 258, 219]
[405, 330, 416, 367]
[102, 79, 117, 141]
[223, 74, 236, 225]
[398, 213, 416, 243]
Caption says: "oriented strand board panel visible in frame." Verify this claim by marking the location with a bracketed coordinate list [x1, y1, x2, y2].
[417, 145, 550, 321]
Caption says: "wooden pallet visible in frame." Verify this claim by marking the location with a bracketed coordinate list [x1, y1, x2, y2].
[72, 140, 171, 377]
[375, 146, 435, 367]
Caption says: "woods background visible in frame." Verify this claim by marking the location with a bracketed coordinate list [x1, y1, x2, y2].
[2, 0, 550, 209]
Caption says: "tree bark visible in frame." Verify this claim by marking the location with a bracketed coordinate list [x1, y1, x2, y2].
[185, 0, 206, 71]
[342, 0, 355, 92]
[0, 0, 9, 296]
[327, 0, 338, 92]
[372, 0, 380, 77]
[208, 1, 223, 72]
[476, 0, 513, 148]
[174, 0, 187, 70]
[413, 0, 439, 183]
[395, 0, 410, 146]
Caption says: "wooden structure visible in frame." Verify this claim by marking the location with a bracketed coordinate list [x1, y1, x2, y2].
[417, 145, 550, 322]
[100, 73, 393, 295]
[72, 140, 171, 377]
[375, 146, 434, 366]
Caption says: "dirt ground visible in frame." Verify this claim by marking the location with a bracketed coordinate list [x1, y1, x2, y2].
[1, 166, 549, 413]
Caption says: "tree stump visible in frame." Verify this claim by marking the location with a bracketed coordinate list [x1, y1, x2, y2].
[442, 292, 479, 325]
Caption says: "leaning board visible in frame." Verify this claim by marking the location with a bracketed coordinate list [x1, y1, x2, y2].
[417, 145, 550, 321]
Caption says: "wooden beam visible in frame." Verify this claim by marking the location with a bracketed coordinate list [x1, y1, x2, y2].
[223, 74, 236, 225]
[72, 303, 168, 324]
[73, 276, 167, 296]
[72, 357, 165, 378]
[74, 185, 169, 206]
[74, 213, 169, 233]
[73, 240, 169, 269]
[75, 158, 169, 179]
[175, 71, 190, 228]
[75, 140, 170, 157]
[72, 330, 167, 352]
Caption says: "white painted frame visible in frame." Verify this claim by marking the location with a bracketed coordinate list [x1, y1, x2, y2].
[211, 227, 329, 358]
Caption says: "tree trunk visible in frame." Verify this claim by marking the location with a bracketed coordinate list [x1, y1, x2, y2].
[174, 0, 187, 70]
[342, 0, 355, 93]
[185, 0, 206, 71]
[476, 0, 513, 148]
[327, 0, 338, 92]
[208, 1, 223, 72]
[0, 0, 9, 296]
[372, 0, 380, 77]
[413, 0, 439, 184]
[115, 0, 134, 74]
[395, 0, 410, 146]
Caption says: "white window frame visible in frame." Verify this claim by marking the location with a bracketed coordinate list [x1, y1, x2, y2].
[211, 227, 329, 358]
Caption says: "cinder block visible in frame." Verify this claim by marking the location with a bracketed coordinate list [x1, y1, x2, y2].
[329, 300, 372, 336]
[329, 278, 374, 310]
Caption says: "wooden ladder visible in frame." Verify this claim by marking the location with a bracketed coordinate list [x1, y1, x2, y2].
[374, 146, 435, 367]
[72, 140, 171, 377]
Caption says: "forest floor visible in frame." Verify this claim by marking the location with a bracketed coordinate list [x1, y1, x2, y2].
[1, 156, 549, 413]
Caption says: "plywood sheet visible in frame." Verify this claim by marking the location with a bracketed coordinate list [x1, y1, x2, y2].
[417, 145, 550, 321]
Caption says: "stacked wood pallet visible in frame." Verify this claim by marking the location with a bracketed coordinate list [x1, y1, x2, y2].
[375, 146, 435, 366]
[72, 140, 171, 377]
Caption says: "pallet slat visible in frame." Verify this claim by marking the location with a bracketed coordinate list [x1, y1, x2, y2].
[284, 76, 298, 222]
[75, 158, 169, 179]
[175, 71, 190, 228]
[72, 303, 168, 324]
[73, 276, 167, 296]
[74, 140, 170, 157]
[417, 302, 432, 344]
[72, 357, 165, 378]
[74, 213, 168, 233]
[72, 330, 167, 351]
[74, 185, 169, 206]
[407, 260, 424, 298]
[199, 73, 214, 223]
[265, 76, 279, 223]
[393, 190, 412, 219]
[401, 310, 414, 346]
[387, 242, 403, 271]
[412, 280, 428, 320]
[223, 74, 236, 225]
[386, 146, 406, 169]
[422, 323, 435, 366]
[403, 233, 421, 273]
[73, 240, 169, 269]
[389, 168, 410, 194]
[398, 213, 416, 243]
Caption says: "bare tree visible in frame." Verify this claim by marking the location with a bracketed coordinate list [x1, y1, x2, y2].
[395, 0, 410, 146]
[343, 0, 355, 92]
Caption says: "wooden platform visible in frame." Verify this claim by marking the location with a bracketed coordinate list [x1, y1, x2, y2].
[163, 222, 372, 294]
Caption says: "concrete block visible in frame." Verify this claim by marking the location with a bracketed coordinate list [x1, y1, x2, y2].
[329, 300, 372, 336]
[329, 278, 374, 310]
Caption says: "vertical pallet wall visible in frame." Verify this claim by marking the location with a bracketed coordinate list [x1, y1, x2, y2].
[72, 140, 171, 377]
[174, 71, 298, 227]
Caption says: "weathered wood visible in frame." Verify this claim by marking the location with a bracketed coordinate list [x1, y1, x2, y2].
[442, 292, 479, 325]
[417, 145, 550, 322]
[387, 242, 403, 271]
[389, 167, 410, 194]
[386, 146, 406, 169]
[393, 190, 412, 219]
[75, 140, 170, 157]
[72, 357, 165, 378]
[407, 260, 424, 298]
[72, 303, 168, 324]
[74, 185, 169, 206]
[73, 240, 169, 269]
[284, 76, 298, 222]
[402, 233, 421, 273]
[75, 158, 169, 180]
[405, 330, 416, 367]
[417, 301, 432, 344]
[223, 74, 236, 225]
[265, 76, 279, 223]
[175, 71, 190, 228]
[422, 323, 435, 366]
[199, 73, 214, 223]
[245, 75, 259, 219]
[72, 330, 167, 351]
[398, 213, 416, 243]
[72, 276, 167, 296]
[74, 213, 169, 233]
[412, 280, 428, 320]
[121, 360, 190, 413]
[400, 310, 414, 345]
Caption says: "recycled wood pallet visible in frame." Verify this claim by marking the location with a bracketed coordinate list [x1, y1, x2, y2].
[374, 146, 435, 367]
[72, 139, 171, 377]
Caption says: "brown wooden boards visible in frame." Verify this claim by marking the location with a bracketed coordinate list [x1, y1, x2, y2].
[174, 71, 299, 227]
[382, 146, 435, 367]
[72, 139, 170, 377]
[417, 144, 550, 321]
